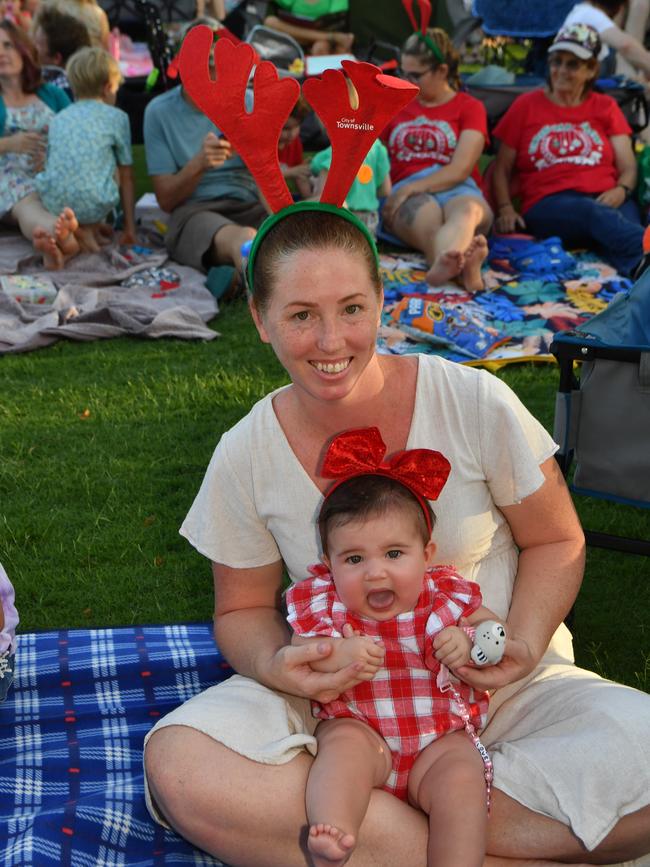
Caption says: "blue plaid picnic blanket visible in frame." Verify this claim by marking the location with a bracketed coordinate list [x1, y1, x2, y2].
[0, 624, 235, 866]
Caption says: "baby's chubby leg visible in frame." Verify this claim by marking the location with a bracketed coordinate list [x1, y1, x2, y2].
[307, 718, 392, 867]
[408, 730, 487, 867]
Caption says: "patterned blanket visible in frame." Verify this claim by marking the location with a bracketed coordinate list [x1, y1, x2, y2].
[378, 240, 632, 366]
[0, 624, 233, 866]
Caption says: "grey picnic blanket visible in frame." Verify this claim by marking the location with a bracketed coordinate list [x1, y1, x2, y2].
[0, 229, 219, 354]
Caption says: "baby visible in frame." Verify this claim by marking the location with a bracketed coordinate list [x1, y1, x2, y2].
[35, 45, 136, 254]
[286, 427, 511, 867]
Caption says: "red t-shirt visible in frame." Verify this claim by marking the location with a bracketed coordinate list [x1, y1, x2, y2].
[381, 91, 488, 185]
[278, 136, 304, 168]
[493, 89, 632, 213]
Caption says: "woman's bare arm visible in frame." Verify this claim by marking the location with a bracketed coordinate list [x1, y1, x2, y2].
[455, 457, 585, 690]
[601, 23, 650, 77]
[597, 134, 638, 207]
[492, 141, 527, 233]
[212, 562, 380, 703]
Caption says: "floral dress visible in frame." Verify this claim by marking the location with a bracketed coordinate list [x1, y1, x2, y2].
[0, 99, 54, 217]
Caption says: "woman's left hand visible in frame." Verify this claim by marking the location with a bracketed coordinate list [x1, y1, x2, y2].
[597, 186, 627, 208]
[452, 635, 536, 691]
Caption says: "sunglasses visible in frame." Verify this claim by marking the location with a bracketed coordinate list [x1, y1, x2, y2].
[548, 55, 584, 71]
[400, 68, 433, 84]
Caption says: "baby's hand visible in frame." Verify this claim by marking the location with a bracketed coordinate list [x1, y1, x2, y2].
[335, 623, 384, 679]
[433, 625, 472, 670]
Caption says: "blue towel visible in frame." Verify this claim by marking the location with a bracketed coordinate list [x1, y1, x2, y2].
[1, 624, 233, 865]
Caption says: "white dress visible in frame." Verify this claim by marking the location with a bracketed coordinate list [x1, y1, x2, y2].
[144, 355, 650, 854]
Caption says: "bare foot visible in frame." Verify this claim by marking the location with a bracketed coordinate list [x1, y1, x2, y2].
[461, 234, 488, 293]
[95, 223, 114, 246]
[73, 224, 101, 254]
[54, 207, 80, 257]
[308, 823, 356, 867]
[425, 249, 464, 286]
[33, 226, 63, 270]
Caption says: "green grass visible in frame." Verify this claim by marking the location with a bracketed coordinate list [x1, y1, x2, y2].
[1, 147, 648, 693]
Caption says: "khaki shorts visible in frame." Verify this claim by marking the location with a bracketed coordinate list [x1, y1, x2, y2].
[166, 198, 268, 272]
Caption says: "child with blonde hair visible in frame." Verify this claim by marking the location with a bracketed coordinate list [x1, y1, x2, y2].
[35, 45, 136, 251]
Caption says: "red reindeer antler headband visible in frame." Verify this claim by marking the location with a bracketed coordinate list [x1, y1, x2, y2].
[320, 427, 451, 535]
[402, 0, 444, 63]
[178, 28, 417, 289]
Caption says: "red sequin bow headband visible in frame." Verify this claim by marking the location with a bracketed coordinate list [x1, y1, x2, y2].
[321, 427, 451, 534]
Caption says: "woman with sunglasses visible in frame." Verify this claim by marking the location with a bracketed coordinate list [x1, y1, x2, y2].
[492, 23, 645, 277]
[381, 28, 493, 292]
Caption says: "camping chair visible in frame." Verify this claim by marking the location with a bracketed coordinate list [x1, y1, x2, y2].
[550, 267, 650, 557]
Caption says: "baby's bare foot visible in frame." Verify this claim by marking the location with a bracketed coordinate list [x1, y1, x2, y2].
[308, 823, 356, 867]
[461, 234, 488, 293]
[54, 207, 80, 257]
[425, 249, 463, 286]
[33, 226, 63, 270]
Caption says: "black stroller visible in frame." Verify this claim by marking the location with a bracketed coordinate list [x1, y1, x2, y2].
[550, 267, 650, 556]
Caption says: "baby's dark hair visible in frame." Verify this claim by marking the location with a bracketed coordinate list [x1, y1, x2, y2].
[319, 474, 435, 556]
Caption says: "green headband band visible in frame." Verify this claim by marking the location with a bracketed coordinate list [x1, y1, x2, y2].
[417, 31, 444, 64]
[246, 201, 380, 293]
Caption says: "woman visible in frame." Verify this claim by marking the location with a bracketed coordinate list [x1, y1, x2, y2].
[492, 22, 645, 277]
[0, 19, 79, 269]
[381, 27, 493, 292]
[143, 206, 650, 865]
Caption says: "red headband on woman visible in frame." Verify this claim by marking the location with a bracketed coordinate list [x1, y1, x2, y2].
[321, 427, 451, 534]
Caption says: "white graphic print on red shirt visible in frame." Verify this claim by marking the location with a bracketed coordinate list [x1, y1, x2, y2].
[529, 122, 604, 170]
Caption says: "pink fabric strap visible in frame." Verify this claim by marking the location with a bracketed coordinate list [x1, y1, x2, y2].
[437, 654, 493, 813]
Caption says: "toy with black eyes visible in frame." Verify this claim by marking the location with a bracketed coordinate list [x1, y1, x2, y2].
[471, 620, 507, 666]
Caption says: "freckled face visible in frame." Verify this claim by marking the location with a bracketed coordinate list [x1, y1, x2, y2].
[250, 246, 383, 404]
[325, 508, 436, 621]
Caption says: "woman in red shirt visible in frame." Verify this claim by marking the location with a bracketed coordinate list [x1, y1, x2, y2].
[492, 22, 644, 276]
[381, 28, 493, 292]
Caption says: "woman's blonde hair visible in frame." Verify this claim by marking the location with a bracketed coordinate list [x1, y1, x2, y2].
[66, 46, 122, 99]
[402, 27, 461, 91]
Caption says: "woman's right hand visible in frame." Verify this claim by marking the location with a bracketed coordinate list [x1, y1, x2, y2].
[267, 640, 373, 704]
[495, 204, 526, 234]
[10, 131, 46, 160]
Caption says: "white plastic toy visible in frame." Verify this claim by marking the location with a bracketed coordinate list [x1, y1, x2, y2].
[471, 620, 506, 666]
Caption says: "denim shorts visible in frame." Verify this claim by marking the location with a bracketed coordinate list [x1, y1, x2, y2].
[394, 164, 487, 209]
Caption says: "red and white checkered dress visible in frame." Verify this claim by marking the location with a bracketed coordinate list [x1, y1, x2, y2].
[286, 564, 489, 800]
